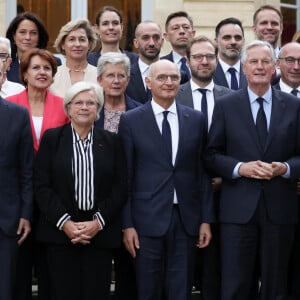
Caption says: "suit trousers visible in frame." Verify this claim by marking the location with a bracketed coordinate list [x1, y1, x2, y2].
[47, 243, 112, 300]
[221, 194, 294, 300]
[0, 229, 18, 300]
[135, 206, 197, 300]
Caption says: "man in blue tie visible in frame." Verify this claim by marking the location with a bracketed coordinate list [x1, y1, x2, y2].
[119, 59, 214, 300]
[161, 11, 195, 84]
[206, 40, 300, 300]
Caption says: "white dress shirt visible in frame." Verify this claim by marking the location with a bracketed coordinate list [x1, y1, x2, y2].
[218, 58, 241, 88]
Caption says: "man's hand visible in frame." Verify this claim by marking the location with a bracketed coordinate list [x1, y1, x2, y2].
[197, 223, 211, 248]
[271, 162, 287, 177]
[17, 218, 31, 245]
[123, 227, 140, 258]
[238, 160, 273, 180]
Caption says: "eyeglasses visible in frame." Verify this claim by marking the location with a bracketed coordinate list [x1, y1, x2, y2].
[247, 59, 273, 66]
[154, 74, 180, 82]
[190, 54, 216, 62]
[0, 53, 9, 62]
[278, 57, 300, 65]
[71, 100, 97, 108]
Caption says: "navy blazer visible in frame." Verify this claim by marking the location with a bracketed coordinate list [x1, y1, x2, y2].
[34, 124, 127, 248]
[176, 81, 233, 109]
[206, 87, 300, 224]
[87, 50, 138, 67]
[0, 97, 33, 235]
[119, 101, 214, 237]
[95, 95, 141, 129]
[125, 61, 149, 104]
[213, 61, 247, 90]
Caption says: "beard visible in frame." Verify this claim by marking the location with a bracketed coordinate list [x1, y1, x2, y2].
[191, 69, 213, 83]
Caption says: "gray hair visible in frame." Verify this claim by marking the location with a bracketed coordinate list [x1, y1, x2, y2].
[241, 40, 276, 65]
[97, 52, 130, 77]
[0, 37, 11, 56]
[63, 81, 104, 120]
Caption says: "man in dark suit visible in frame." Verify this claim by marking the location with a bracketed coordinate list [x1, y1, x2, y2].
[0, 59, 34, 300]
[126, 20, 164, 103]
[176, 35, 232, 300]
[161, 11, 195, 84]
[206, 40, 300, 300]
[119, 59, 214, 300]
[213, 18, 247, 90]
[274, 42, 300, 300]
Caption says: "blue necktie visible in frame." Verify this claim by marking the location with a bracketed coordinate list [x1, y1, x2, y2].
[180, 57, 191, 82]
[291, 89, 298, 97]
[228, 67, 238, 90]
[198, 89, 208, 131]
[256, 97, 268, 148]
[146, 88, 152, 101]
[162, 111, 172, 160]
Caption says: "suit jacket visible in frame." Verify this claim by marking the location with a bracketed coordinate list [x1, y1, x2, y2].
[87, 50, 138, 67]
[119, 101, 214, 237]
[7, 89, 69, 154]
[213, 61, 247, 90]
[95, 94, 141, 129]
[176, 81, 232, 109]
[0, 97, 33, 236]
[125, 61, 149, 103]
[34, 124, 127, 248]
[206, 87, 300, 224]
[161, 51, 190, 84]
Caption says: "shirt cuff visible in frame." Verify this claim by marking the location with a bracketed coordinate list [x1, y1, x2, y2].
[57, 213, 71, 230]
[281, 162, 290, 178]
[94, 212, 105, 230]
[232, 162, 243, 178]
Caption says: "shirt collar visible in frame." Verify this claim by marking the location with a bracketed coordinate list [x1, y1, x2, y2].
[172, 51, 185, 65]
[71, 124, 94, 144]
[190, 79, 214, 93]
[151, 99, 177, 116]
[279, 79, 300, 93]
[138, 58, 150, 75]
[218, 58, 241, 73]
[247, 86, 272, 104]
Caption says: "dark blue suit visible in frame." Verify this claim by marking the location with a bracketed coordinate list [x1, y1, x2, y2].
[0, 97, 33, 300]
[125, 61, 149, 104]
[119, 101, 214, 300]
[213, 61, 247, 90]
[206, 87, 300, 299]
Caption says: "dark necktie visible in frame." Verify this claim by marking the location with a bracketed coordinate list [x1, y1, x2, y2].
[146, 88, 152, 101]
[256, 97, 268, 148]
[198, 88, 208, 131]
[180, 57, 191, 81]
[291, 89, 298, 97]
[162, 111, 172, 160]
[228, 67, 238, 90]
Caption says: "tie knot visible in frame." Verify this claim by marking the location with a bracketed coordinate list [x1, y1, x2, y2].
[257, 97, 264, 106]
[181, 57, 187, 64]
[291, 89, 298, 96]
[228, 67, 236, 75]
[198, 88, 207, 96]
[163, 111, 169, 119]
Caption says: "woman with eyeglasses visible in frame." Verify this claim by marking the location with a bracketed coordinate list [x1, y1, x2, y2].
[34, 81, 127, 300]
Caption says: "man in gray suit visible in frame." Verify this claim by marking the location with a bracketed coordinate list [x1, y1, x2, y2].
[176, 35, 232, 300]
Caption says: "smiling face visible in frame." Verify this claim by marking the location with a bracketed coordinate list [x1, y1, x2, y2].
[13, 19, 39, 57]
[62, 28, 90, 60]
[96, 10, 123, 45]
[24, 55, 53, 90]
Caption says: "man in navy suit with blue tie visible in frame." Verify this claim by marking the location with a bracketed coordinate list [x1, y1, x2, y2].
[0, 59, 33, 300]
[119, 59, 214, 300]
[206, 40, 300, 300]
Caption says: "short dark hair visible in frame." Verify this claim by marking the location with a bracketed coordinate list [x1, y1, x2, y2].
[253, 5, 283, 25]
[20, 48, 57, 86]
[215, 17, 244, 38]
[6, 12, 49, 61]
[186, 36, 217, 59]
[165, 11, 193, 31]
[95, 6, 123, 26]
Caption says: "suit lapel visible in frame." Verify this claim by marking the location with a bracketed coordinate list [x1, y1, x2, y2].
[177, 83, 194, 107]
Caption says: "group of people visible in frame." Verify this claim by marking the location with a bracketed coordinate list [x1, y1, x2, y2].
[0, 3, 300, 300]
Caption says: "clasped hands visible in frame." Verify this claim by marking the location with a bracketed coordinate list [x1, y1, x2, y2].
[62, 219, 101, 245]
[238, 160, 287, 180]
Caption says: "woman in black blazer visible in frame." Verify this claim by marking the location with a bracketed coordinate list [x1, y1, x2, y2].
[34, 81, 127, 300]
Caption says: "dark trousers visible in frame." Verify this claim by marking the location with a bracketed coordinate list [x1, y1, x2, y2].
[221, 196, 294, 300]
[135, 206, 197, 300]
[47, 243, 112, 300]
[0, 230, 18, 300]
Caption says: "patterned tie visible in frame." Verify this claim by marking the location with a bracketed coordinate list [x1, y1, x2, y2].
[198, 89, 208, 131]
[291, 89, 298, 97]
[162, 111, 172, 160]
[256, 97, 268, 148]
[180, 57, 191, 81]
[228, 67, 238, 90]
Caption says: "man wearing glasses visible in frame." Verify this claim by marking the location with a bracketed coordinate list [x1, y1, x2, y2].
[0, 37, 24, 98]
